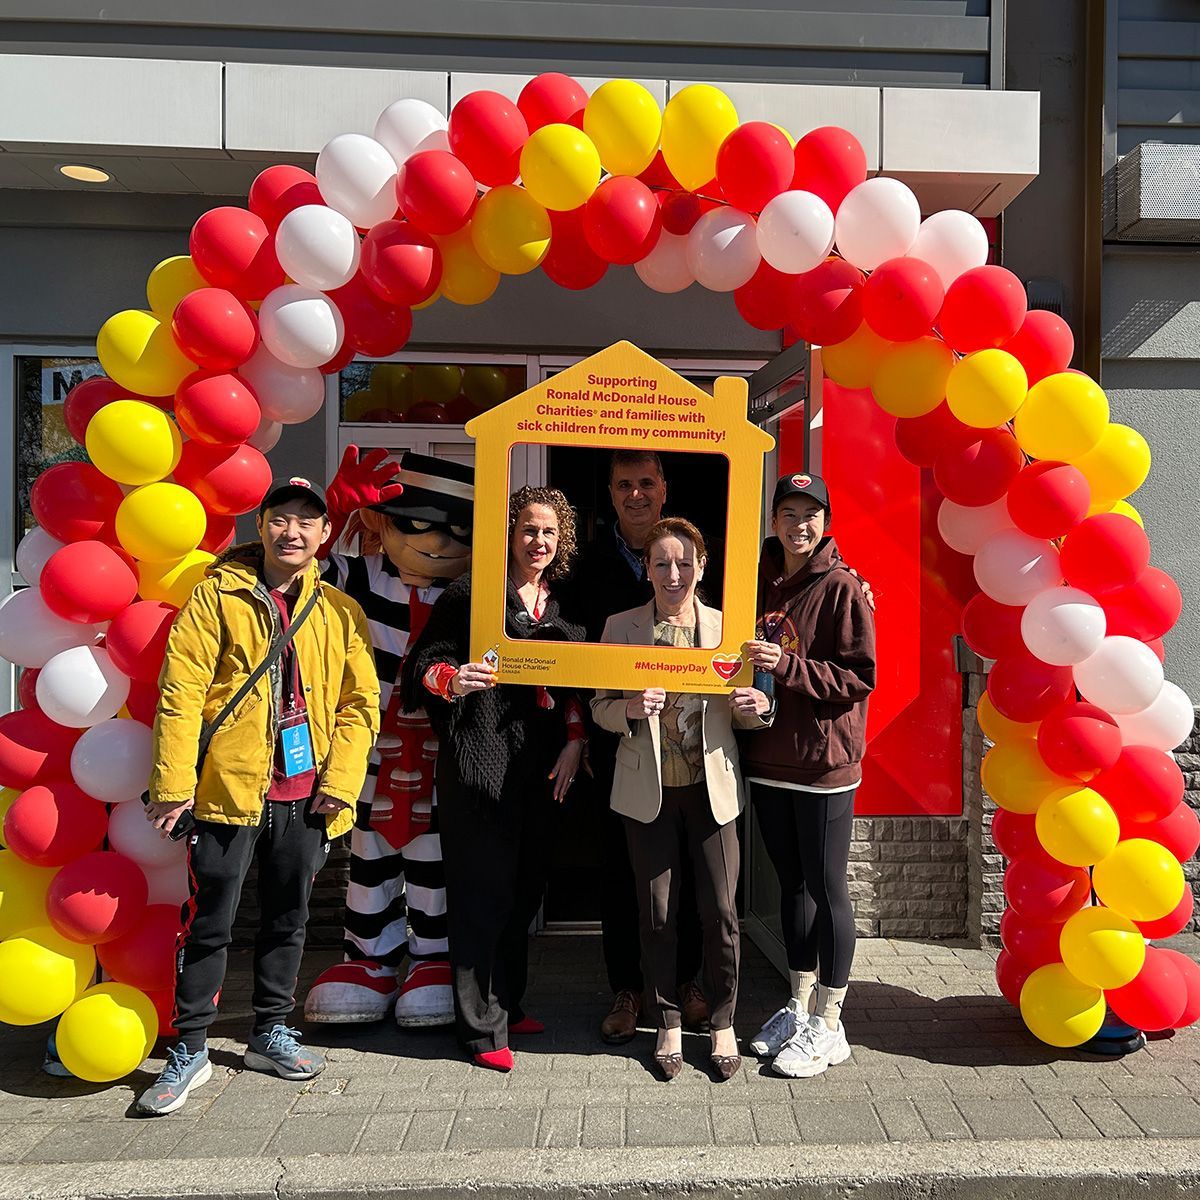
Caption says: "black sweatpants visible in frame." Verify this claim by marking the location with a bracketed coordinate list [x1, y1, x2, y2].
[173, 799, 328, 1052]
[752, 783, 857, 989]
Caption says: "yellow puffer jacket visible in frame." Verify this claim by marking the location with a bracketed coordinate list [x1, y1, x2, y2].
[150, 546, 379, 840]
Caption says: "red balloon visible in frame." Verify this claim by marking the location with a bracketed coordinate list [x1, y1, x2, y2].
[583, 177, 662, 265]
[861, 257, 944, 342]
[199, 512, 237, 556]
[1101, 568, 1183, 642]
[97, 903, 182, 992]
[16, 669, 39, 711]
[145, 985, 180, 1037]
[1157, 949, 1200, 1028]
[1092, 746, 1184, 825]
[171, 287, 259, 372]
[329, 274, 413, 359]
[960, 593, 1025, 660]
[987, 650, 1075, 724]
[1006, 461, 1091, 540]
[39, 541, 138, 625]
[991, 809, 1040, 860]
[320, 342, 357, 376]
[716, 122, 795, 214]
[541, 208, 608, 290]
[361, 220, 442, 307]
[3, 780, 107, 868]
[396, 150, 478, 236]
[105, 600, 176, 683]
[125, 680, 161, 727]
[1036, 702, 1122, 781]
[30, 462, 124, 545]
[638, 151, 681, 192]
[175, 371, 261, 446]
[1146, 637, 1166, 664]
[404, 400, 454, 424]
[893, 403, 976, 468]
[938, 265, 1027, 354]
[932, 427, 1024, 506]
[791, 126, 868, 213]
[1000, 908, 1064, 968]
[995, 948, 1033, 1008]
[658, 190, 720, 236]
[1002, 853, 1090, 922]
[734, 262, 793, 332]
[1059, 513, 1150, 595]
[517, 72, 588, 131]
[248, 165, 323, 231]
[1135, 887, 1194, 941]
[174, 441, 272, 517]
[0, 709, 82, 791]
[443, 394, 477, 423]
[46, 850, 149, 945]
[189, 207, 284, 302]
[1123, 802, 1200, 867]
[62, 377, 159, 445]
[789, 258, 865, 346]
[1107, 947, 1188, 1032]
[1000, 310, 1074, 385]
[447, 90, 528, 187]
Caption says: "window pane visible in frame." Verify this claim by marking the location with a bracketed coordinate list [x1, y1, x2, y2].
[338, 360, 524, 424]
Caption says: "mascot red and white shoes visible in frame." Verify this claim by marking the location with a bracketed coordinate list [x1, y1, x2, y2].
[393, 960, 455, 1027]
[304, 961, 401, 1024]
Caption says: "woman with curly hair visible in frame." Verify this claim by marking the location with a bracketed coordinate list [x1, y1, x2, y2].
[401, 486, 586, 1071]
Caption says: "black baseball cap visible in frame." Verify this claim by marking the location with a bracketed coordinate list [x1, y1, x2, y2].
[259, 475, 328, 515]
[772, 471, 831, 518]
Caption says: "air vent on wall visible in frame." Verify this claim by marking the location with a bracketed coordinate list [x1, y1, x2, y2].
[1115, 143, 1200, 243]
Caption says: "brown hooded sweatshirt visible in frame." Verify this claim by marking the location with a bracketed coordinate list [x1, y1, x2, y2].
[740, 535, 876, 791]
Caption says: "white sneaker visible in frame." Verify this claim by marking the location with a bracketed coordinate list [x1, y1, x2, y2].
[771, 1013, 851, 1079]
[749, 999, 804, 1058]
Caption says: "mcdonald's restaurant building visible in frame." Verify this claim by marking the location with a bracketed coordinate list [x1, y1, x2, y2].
[1, 2, 1197, 958]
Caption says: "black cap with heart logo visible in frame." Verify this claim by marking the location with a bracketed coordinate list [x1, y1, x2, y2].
[772, 471, 831, 518]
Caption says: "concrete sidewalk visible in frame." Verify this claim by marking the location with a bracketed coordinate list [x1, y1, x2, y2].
[0, 934, 1197, 1199]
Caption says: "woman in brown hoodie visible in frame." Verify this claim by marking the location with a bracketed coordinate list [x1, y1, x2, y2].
[741, 472, 876, 1080]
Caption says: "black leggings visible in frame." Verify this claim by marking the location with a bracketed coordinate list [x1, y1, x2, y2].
[752, 783, 856, 989]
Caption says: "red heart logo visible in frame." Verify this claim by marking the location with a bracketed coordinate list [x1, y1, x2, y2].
[710, 655, 743, 682]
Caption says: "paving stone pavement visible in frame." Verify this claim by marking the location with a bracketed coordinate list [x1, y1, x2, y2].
[0, 932, 1197, 1188]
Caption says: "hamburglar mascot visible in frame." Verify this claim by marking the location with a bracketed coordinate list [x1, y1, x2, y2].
[304, 447, 473, 1026]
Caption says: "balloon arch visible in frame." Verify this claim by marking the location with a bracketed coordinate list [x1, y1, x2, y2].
[0, 75, 1197, 1079]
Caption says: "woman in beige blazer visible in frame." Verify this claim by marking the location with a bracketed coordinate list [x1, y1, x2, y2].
[591, 517, 772, 1082]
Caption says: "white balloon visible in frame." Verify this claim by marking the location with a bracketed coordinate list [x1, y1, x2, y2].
[316, 133, 399, 230]
[15, 527, 64, 586]
[1021, 586, 1107, 666]
[70, 718, 153, 804]
[108, 799, 185, 869]
[936, 497, 1014, 556]
[756, 190, 835, 275]
[257, 285, 345, 372]
[275, 205, 362, 292]
[0, 588, 100, 669]
[1073, 636, 1165, 715]
[1114, 681, 1196, 751]
[834, 177, 921, 271]
[374, 98, 450, 167]
[973, 529, 1063, 607]
[908, 210, 989, 290]
[686, 208, 761, 292]
[248, 413, 283, 452]
[239, 344, 326, 424]
[36, 644, 131, 728]
[142, 859, 189, 906]
[634, 232, 695, 294]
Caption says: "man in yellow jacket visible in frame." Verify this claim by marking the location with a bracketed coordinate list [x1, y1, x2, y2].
[136, 476, 380, 1117]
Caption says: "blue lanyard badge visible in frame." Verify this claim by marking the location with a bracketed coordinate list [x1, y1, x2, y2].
[280, 718, 315, 776]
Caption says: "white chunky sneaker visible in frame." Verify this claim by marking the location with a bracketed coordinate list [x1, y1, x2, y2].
[749, 999, 805, 1059]
[771, 1013, 852, 1079]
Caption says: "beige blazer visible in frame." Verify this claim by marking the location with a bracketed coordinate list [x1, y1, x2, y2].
[590, 600, 771, 827]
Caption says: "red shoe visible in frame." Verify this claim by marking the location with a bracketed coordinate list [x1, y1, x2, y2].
[508, 1016, 544, 1035]
[473, 1047, 514, 1072]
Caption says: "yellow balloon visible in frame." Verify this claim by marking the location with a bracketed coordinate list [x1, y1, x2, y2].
[520, 123, 603, 211]
[1097, 498, 1144, 527]
[980, 739, 1066, 815]
[146, 256, 207, 319]
[85, 400, 183, 486]
[413, 364, 464, 406]
[0, 850, 57, 939]
[1019, 962, 1106, 1048]
[56, 982, 158, 1082]
[96, 308, 194, 398]
[469, 185, 551, 276]
[821, 322, 892, 390]
[0, 788, 17, 846]
[1073, 422, 1151, 508]
[341, 389, 384, 421]
[1059, 905, 1145, 990]
[977, 693, 1039, 744]
[137, 549, 216, 608]
[117, 482, 207, 563]
[871, 337, 954, 418]
[583, 80, 663, 177]
[413, 286, 440, 312]
[463, 365, 510, 409]
[946, 349, 1028, 429]
[1035, 786, 1120, 867]
[1093, 837, 1186, 923]
[0, 925, 94, 1026]
[370, 363, 415, 408]
[660, 84, 739, 192]
[435, 229, 501, 306]
[1013, 371, 1109, 462]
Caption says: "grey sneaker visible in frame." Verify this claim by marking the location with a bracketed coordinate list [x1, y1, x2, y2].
[244, 1025, 325, 1081]
[135, 1044, 213, 1116]
[42, 1034, 73, 1079]
[749, 999, 804, 1058]
[772, 1013, 852, 1079]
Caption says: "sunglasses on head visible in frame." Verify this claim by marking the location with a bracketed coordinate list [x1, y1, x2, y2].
[388, 514, 473, 545]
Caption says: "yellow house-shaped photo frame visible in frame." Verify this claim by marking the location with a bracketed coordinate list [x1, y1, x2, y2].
[465, 341, 776, 693]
